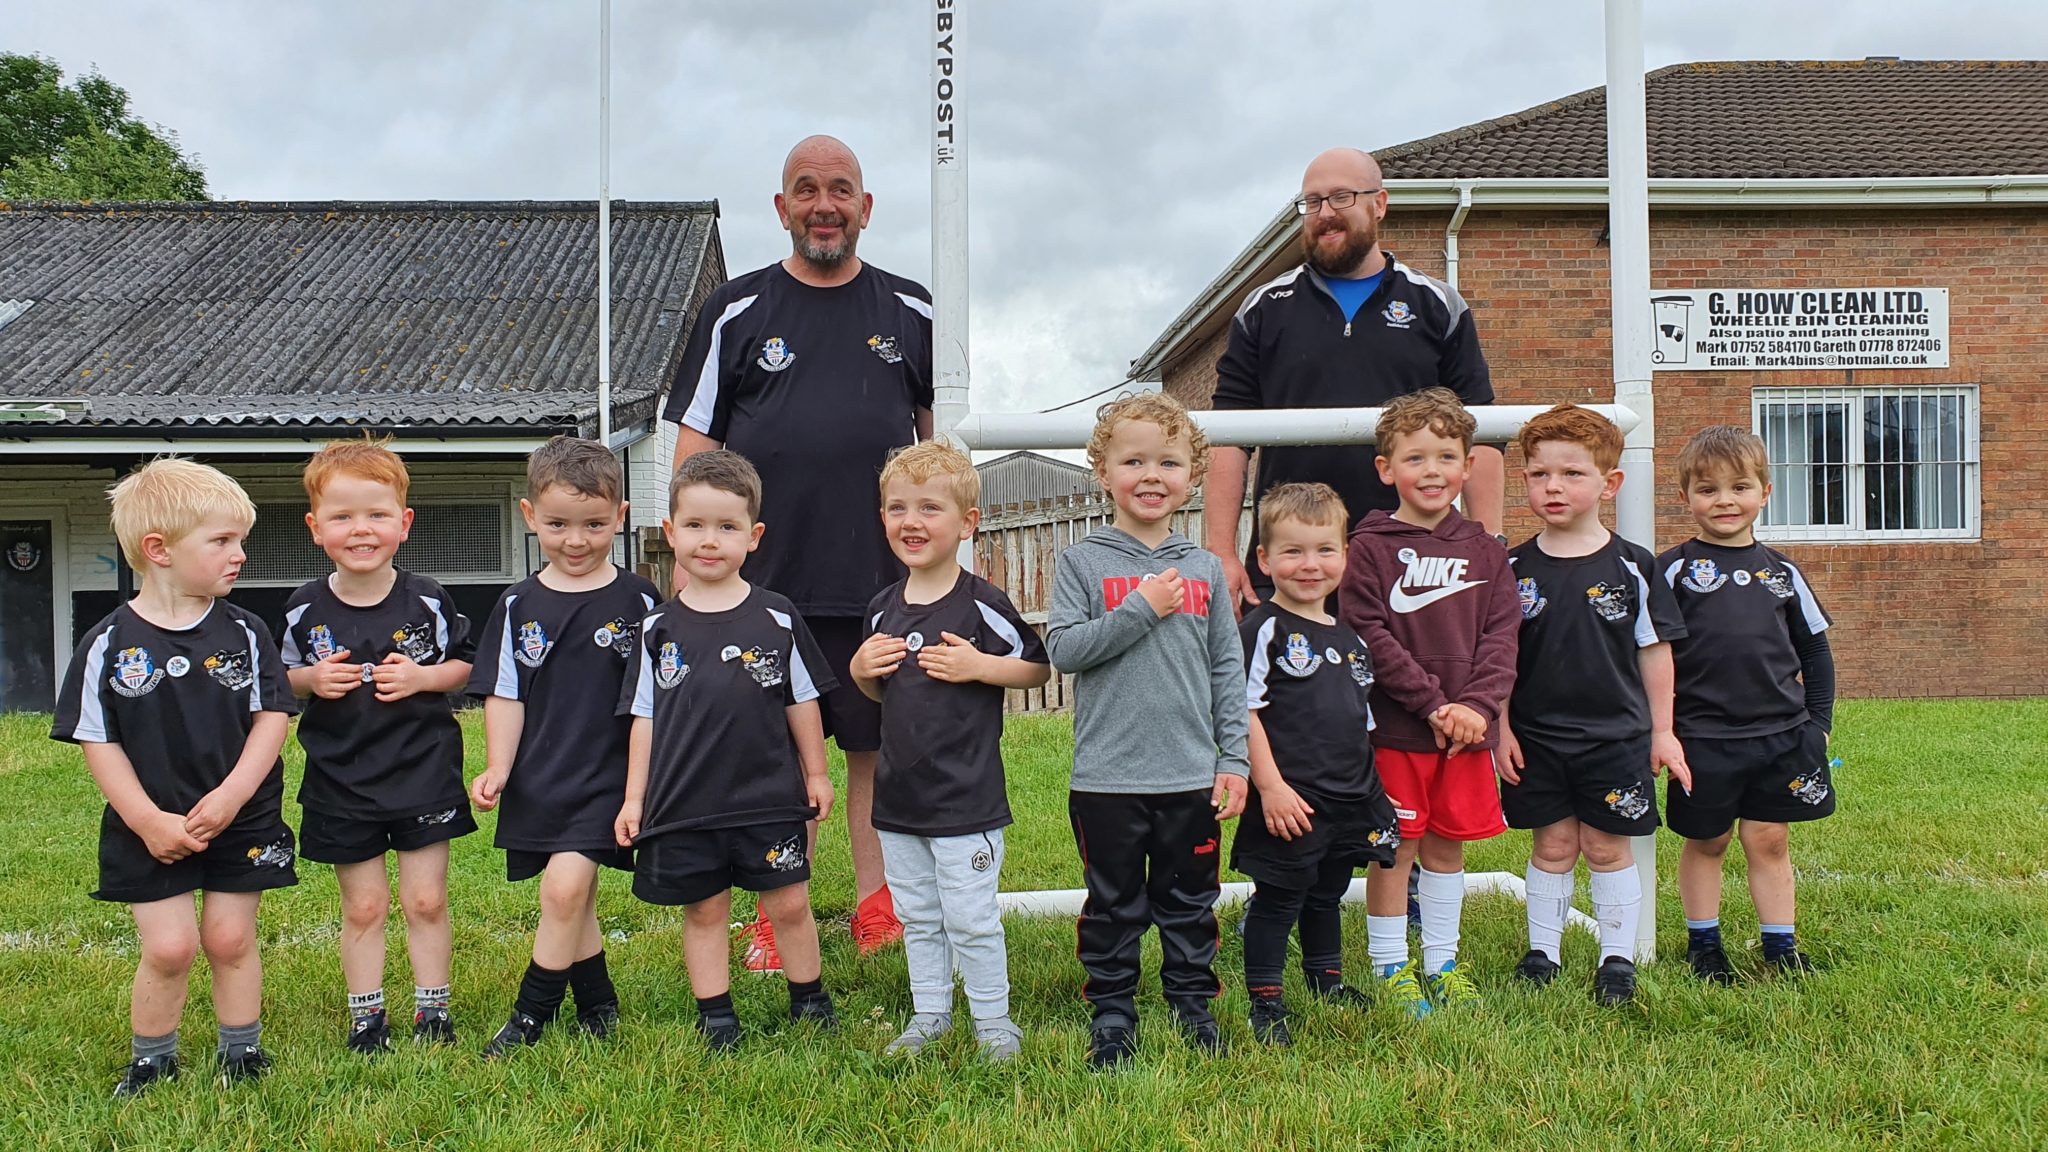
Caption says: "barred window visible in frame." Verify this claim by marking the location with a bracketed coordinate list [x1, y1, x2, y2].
[241, 502, 510, 584]
[1752, 386, 1978, 542]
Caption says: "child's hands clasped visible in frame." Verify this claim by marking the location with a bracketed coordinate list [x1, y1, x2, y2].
[1136, 568, 1185, 618]
[371, 652, 430, 703]
[142, 808, 209, 864]
[916, 632, 990, 684]
[851, 632, 909, 681]
[1429, 702, 1488, 755]
[183, 786, 246, 843]
[306, 648, 362, 700]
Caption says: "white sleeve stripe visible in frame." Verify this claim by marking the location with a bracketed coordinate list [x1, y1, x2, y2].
[238, 619, 265, 712]
[895, 292, 934, 319]
[639, 593, 656, 612]
[1621, 556, 1660, 648]
[630, 612, 661, 718]
[870, 611, 884, 631]
[765, 607, 820, 702]
[974, 601, 1026, 659]
[280, 602, 311, 667]
[681, 294, 759, 435]
[1234, 266, 1306, 321]
[71, 627, 115, 742]
[492, 595, 522, 698]
[421, 595, 450, 654]
[1245, 616, 1278, 710]
[1663, 557, 1685, 587]
[1784, 562, 1831, 633]
[1392, 260, 1451, 309]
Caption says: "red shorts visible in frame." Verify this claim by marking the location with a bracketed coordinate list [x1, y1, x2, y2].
[1374, 748, 1507, 842]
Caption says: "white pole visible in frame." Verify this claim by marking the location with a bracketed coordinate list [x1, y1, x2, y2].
[596, 0, 613, 447]
[930, 0, 968, 441]
[1605, 0, 1659, 961]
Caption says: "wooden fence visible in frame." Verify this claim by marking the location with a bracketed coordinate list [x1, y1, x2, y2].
[640, 492, 1252, 715]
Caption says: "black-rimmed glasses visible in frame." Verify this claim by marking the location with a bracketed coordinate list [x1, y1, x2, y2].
[1293, 188, 1381, 215]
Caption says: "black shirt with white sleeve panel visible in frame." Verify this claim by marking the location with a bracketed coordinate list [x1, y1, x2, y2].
[1508, 534, 1687, 744]
[53, 601, 298, 834]
[1241, 603, 1381, 802]
[466, 567, 661, 852]
[1658, 539, 1834, 739]
[278, 568, 475, 818]
[864, 572, 1048, 838]
[619, 585, 837, 838]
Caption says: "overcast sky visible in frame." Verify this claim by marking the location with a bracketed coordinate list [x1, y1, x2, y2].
[12, 2, 2046, 415]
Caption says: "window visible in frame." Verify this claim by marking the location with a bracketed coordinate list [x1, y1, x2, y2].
[241, 502, 510, 584]
[1752, 385, 1978, 542]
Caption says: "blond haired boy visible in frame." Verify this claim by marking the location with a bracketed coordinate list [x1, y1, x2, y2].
[849, 439, 1050, 1061]
[53, 458, 299, 1096]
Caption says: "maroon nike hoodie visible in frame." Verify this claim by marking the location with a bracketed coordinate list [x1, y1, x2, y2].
[1339, 508, 1521, 753]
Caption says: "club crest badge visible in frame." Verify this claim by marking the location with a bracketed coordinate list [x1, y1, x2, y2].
[308, 624, 338, 660]
[1347, 650, 1374, 688]
[391, 621, 438, 663]
[1324, 646, 1342, 665]
[720, 645, 743, 662]
[203, 649, 255, 691]
[1365, 822, 1401, 851]
[515, 621, 553, 668]
[415, 808, 461, 826]
[1278, 632, 1323, 677]
[1731, 568, 1752, 586]
[360, 663, 378, 684]
[739, 645, 784, 688]
[1517, 577, 1548, 620]
[756, 336, 796, 372]
[764, 833, 806, 872]
[1604, 784, 1652, 820]
[1383, 299, 1413, 327]
[1787, 767, 1831, 805]
[1585, 582, 1632, 622]
[110, 646, 164, 697]
[905, 631, 926, 653]
[1681, 558, 1728, 593]
[593, 617, 637, 658]
[970, 846, 995, 872]
[6, 540, 39, 572]
[867, 334, 904, 364]
[655, 641, 689, 690]
[1756, 568, 1796, 599]
[166, 656, 191, 678]
[246, 840, 294, 868]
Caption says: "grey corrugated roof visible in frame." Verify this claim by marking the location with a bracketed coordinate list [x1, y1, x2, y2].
[1379, 59, 2048, 180]
[0, 200, 720, 436]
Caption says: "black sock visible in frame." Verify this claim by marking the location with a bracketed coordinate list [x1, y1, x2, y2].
[513, 961, 571, 1024]
[1688, 921, 1724, 953]
[569, 951, 617, 1013]
[1241, 885, 1307, 993]
[695, 992, 735, 1021]
[787, 978, 823, 1007]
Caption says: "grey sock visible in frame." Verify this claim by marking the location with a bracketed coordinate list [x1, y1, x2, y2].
[348, 989, 385, 1019]
[132, 1029, 178, 1062]
[414, 984, 451, 1012]
[217, 1020, 261, 1057]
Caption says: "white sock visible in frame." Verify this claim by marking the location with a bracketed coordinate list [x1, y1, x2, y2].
[1416, 867, 1465, 973]
[1588, 867, 1642, 964]
[1524, 864, 1575, 964]
[1366, 914, 1409, 972]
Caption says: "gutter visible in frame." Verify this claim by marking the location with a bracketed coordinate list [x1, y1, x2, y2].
[1444, 180, 1474, 289]
[1129, 173, 2048, 382]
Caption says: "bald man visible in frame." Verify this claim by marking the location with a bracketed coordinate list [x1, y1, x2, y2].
[1207, 147, 1505, 610]
[665, 136, 932, 967]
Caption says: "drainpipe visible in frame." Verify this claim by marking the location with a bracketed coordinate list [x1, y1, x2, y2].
[1444, 180, 1474, 288]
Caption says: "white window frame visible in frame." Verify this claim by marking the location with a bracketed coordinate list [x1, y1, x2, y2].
[1750, 384, 1980, 544]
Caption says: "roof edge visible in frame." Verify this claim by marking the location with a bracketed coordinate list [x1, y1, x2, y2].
[0, 198, 720, 216]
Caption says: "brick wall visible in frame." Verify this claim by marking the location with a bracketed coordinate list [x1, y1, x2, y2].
[1164, 205, 2048, 698]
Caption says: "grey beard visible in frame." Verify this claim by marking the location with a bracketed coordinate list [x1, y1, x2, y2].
[797, 232, 856, 267]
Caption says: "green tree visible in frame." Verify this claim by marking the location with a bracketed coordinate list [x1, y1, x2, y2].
[0, 53, 206, 201]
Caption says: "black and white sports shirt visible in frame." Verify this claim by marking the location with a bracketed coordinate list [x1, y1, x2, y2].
[1241, 602, 1379, 801]
[1507, 534, 1687, 744]
[1658, 539, 1834, 738]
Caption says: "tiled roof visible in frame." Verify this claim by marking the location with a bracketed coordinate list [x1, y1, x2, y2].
[1378, 59, 2048, 180]
[0, 200, 720, 436]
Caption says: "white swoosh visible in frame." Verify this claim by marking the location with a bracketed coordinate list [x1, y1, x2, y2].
[1388, 579, 1486, 613]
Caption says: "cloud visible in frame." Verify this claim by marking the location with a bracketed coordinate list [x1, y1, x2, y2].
[15, 0, 2043, 417]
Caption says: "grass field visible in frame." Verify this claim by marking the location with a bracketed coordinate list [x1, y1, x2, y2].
[0, 700, 2043, 1151]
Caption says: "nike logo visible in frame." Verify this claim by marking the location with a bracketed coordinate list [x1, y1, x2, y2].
[1388, 579, 1486, 613]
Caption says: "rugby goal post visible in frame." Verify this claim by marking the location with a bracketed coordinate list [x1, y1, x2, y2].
[924, 0, 1663, 959]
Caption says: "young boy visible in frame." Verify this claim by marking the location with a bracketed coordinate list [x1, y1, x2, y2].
[52, 459, 299, 1097]
[1659, 426, 1835, 982]
[467, 437, 660, 1056]
[616, 450, 838, 1051]
[1341, 388, 1520, 1016]
[849, 439, 1051, 1062]
[1047, 392, 1250, 1069]
[1237, 482, 1401, 1046]
[1498, 403, 1690, 1005]
[278, 438, 477, 1052]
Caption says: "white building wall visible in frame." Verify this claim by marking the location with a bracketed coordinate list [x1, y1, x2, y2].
[627, 420, 678, 532]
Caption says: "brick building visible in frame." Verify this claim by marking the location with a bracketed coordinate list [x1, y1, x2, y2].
[1128, 59, 2048, 699]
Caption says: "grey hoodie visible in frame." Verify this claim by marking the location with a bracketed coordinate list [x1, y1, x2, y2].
[1047, 526, 1250, 794]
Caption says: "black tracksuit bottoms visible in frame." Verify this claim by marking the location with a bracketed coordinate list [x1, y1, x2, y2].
[1068, 789, 1222, 1027]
